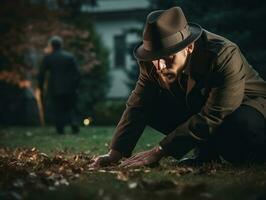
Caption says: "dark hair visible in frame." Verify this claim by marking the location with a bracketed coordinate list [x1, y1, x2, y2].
[49, 36, 63, 50]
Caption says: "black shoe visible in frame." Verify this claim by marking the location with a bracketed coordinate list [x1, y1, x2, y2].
[178, 141, 221, 166]
[178, 156, 221, 167]
[178, 156, 201, 166]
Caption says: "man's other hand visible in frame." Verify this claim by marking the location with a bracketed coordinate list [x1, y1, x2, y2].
[89, 149, 122, 168]
[119, 146, 165, 168]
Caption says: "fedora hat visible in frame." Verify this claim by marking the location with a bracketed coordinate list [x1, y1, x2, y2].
[134, 7, 202, 61]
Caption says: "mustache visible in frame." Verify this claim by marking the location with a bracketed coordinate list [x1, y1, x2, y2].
[157, 71, 176, 80]
[157, 69, 175, 77]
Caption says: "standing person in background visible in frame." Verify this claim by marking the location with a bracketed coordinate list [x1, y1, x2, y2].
[38, 36, 80, 134]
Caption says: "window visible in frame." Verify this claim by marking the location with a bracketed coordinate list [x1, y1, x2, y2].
[114, 34, 126, 68]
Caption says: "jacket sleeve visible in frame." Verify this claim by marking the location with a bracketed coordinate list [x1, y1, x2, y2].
[110, 62, 156, 157]
[38, 55, 49, 91]
[159, 46, 246, 156]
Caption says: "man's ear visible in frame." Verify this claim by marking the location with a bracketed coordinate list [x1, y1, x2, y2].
[187, 43, 194, 54]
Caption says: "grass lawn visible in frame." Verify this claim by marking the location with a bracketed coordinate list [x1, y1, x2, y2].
[0, 126, 266, 200]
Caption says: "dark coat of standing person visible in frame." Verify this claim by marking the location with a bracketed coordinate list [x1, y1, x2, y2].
[38, 36, 80, 134]
[90, 7, 266, 168]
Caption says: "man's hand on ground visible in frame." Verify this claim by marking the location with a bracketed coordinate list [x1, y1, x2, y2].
[119, 146, 165, 168]
[89, 149, 122, 168]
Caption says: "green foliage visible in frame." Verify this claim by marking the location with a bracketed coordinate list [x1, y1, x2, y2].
[0, 0, 54, 73]
[0, 1, 111, 125]
[68, 14, 111, 118]
[92, 100, 126, 126]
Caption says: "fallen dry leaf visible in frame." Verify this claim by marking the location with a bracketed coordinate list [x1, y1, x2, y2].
[0, 147, 93, 197]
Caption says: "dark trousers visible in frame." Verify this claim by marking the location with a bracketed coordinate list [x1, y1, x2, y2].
[145, 89, 266, 164]
[212, 105, 266, 163]
[52, 94, 79, 134]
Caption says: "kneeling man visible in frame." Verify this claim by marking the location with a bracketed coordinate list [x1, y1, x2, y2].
[91, 7, 266, 167]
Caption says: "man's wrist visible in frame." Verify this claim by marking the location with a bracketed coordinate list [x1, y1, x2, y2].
[108, 149, 122, 162]
[155, 146, 166, 158]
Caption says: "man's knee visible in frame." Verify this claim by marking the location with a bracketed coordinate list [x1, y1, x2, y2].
[215, 105, 266, 163]
[221, 105, 264, 134]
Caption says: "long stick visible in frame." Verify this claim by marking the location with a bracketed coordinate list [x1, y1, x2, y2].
[35, 88, 45, 127]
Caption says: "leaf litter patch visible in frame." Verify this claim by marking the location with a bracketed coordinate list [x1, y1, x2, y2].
[0, 147, 229, 199]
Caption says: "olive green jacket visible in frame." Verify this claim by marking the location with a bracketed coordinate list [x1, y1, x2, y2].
[110, 30, 266, 157]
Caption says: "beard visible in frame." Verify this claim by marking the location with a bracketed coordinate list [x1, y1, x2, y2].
[157, 53, 192, 89]
[159, 69, 178, 85]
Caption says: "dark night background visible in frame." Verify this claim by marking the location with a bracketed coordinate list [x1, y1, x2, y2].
[1, 1, 266, 200]
[0, 0, 265, 126]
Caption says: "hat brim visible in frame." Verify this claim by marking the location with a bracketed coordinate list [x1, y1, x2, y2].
[133, 23, 202, 61]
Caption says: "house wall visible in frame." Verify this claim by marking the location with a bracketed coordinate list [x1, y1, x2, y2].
[81, 0, 150, 13]
[82, 0, 150, 99]
[94, 20, 142, 98]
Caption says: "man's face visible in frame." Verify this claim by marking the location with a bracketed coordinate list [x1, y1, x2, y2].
[152, 47, 191, 88]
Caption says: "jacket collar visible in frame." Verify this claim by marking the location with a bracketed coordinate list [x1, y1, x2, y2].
[186, 31, 215, 94]
[145, 30, 214, 92]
